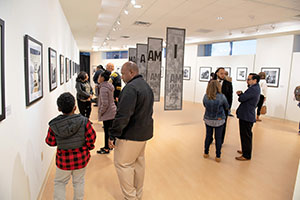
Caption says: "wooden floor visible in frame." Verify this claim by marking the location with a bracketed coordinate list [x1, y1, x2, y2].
[41, 100, 300, 200]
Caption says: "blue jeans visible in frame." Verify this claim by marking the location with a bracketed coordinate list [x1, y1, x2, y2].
[204, 124, 224, 158]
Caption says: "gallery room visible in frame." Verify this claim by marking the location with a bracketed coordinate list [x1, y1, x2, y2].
[1, 0, 300, 199]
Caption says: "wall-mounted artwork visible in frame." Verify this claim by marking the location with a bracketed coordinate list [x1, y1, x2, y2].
[69, 59, 72, 79]
[24, 34, 43, 106]
[224, 67, 231, 77]
[60, 55, 64, 85]
[183, 66, 191, 80]
[0, 18, 5, 121]
[48, 48, 57, 91]
[236, 67, 247, 81]
[65, 57, 69, 82]
[261, 67, 280, 87]
[199, 67, 212, 82]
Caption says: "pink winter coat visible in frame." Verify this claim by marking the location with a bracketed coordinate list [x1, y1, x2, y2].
[98, 81, 117, 121]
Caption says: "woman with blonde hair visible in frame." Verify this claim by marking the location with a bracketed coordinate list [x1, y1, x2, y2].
[256, 72, 268, 121]
[203, 80, 229, 162]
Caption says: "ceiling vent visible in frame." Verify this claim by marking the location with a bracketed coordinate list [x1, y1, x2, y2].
[133, 21, 152, 27]
[121, 35, 130, 39]
[196, 28, 213, 33]
[293, 14, 300, 20]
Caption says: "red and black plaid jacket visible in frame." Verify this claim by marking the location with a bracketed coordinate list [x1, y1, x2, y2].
[45, 121, 96, 170]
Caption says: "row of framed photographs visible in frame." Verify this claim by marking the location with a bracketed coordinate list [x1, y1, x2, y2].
[0, 18, 5, 121]
[24, 34, 79, 106]
[198, 66, 280, 87]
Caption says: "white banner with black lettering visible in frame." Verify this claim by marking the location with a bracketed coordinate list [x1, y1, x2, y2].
[128, 48, 136, 63]
[147, 37, 163, 102]
[136, 44, 148, 79]
[164, 27, 185, 110]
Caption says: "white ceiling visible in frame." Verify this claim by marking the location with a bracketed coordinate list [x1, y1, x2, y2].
[60, 0, 300, 51]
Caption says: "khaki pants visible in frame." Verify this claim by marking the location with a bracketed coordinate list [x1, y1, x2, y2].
[114, 139, 147, 200]
[54, 167, 86, 200]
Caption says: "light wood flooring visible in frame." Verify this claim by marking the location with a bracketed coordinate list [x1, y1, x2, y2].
[41, 100, 300, 200]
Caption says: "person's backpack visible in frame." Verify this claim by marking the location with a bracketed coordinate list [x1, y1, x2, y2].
[294, 86, 300, 101]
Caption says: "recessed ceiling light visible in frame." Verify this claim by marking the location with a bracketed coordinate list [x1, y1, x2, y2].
[134, 4, 142, 8]
[217, 16, 223, 20]
[113, 27, 116, 31]
[106, 36, 110, 40]
[117, 20, 121, 25]
[131, 0, 136, 5]
[124, 10, 129, 15]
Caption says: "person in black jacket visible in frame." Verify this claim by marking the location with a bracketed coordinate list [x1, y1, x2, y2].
[106, 63, 122, 106]
[213, 67, 233, 144]
[92, 65, 105, 106]
[235, 73, 260, 161]
[108, 61, 154, 200]
[75, 71, 93, 119]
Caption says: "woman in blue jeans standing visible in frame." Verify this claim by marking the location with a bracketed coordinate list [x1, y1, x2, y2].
[203, 80, 229, 162]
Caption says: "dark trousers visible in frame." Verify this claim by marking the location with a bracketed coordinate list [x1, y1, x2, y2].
[77, 99, 91, 119]
[204, 124, 224, 158]
[221, 112, 228, 144]
[256, 95, 265, 116]
[239, 119, 254, 159]
[103, 119, 113, 149]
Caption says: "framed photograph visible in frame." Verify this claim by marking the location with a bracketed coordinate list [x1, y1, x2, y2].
[183, 66, 191, 80]
[69, 59, 72, 79]
[0, 18, 5, 121]
[236, 67, 248, 81]
[24, 34, 43, 106]
[59, 55, 64, 85]
[224, 67, 231, 77]
[72, 61, 75, 75]
[261, 67, 280, 87]
[48, 48, 57, 91]
[199, 67, 212, 82]
[65, 57, 69, 82]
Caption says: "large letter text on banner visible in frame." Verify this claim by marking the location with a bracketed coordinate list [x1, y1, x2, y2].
[136, 44, 148, 79]
[147, 37, 163, 102]
[128, 48, 136, 63]
[164, 27, 186, 110]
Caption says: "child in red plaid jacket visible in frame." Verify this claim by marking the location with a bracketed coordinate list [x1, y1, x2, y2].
[46, 92, 96, 200]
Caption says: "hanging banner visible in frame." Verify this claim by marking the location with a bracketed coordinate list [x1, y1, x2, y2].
[128, 48, 136, 63]
[164, 27, 186, 110]
[147, 37, 163, 102]
[136, 44, 147, 79]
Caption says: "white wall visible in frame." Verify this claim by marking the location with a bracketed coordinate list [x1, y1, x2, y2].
[0, 0, 79, 199]
[195, 55, 256, 109]
[285, 52, 300, 122]
[254, 35, 294, 119]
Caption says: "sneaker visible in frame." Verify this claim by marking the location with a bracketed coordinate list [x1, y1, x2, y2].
[97, 149, 110, 154]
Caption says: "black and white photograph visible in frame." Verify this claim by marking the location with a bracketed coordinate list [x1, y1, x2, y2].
[48, 48, 57, 91]
[24, 34, 43, 106]
[183, 66, 191, 80]
[65, 57, 70, 82]
[69, 59, 72, 79]
[224, 67, 231, 77]
[199, 67, 212, 82]
[236, 67, 248, 81]
[0, 18, 5, 121]
[59, 55, 64, 85]
[261, 67, 280, 87]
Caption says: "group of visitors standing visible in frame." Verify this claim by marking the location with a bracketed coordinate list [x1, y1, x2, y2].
[203, 67, 267, 162]
[46, 61, 154, 200]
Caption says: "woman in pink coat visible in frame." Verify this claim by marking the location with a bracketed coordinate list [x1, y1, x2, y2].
[97, 70, 117, 154]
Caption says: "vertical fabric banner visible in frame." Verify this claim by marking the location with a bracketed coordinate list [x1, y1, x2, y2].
[147, 37, 163, 102]
[164, 27, 186, 110]
[136, 44, 148, 79]
[128, 48, 136, 63]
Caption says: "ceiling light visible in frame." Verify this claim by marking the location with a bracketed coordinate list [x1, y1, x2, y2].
[271, 24, 275, 29]
[217, 16, 223, 20]
[117, 20, 121, 25]
[131, 0, 136, 5]
[124, 10, 129, 15]
[106, 36, 110, 40]
[134, 4, 142, 8]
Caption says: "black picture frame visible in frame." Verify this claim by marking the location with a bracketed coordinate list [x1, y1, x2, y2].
[24, 34, 43, 106]
[183, 66, 191, 80]
[69, 59, 72, 79]
[72, 61, 75, 75]
[261, 67, 280, 87]
[199, 67, 212, 82]
[236, 67, 248, 81]
[48, 47, 57, 91]
[65, 57, 69, 82]
[0, 18, 5, 121]
[59, 55, 64, 85]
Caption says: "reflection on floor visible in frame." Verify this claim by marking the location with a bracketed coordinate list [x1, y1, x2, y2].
[41, 100, 300, 200]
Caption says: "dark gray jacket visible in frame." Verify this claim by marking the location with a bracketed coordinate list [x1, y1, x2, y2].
[236, 83, 261, 122]
[49, 114, 88, 150]
[75, 81, 93, 101]
[110, 75, 154, 141]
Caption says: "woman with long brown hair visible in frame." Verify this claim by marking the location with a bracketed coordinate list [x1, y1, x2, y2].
[203, 80, 229, 162]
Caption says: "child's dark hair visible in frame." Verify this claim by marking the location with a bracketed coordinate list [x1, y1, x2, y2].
[101, 70, 111, 81]
[57, 92, 75, 114]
